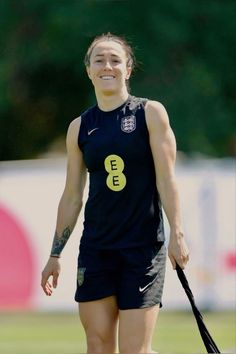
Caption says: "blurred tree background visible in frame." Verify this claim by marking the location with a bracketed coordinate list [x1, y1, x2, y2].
[0, 0, 235, 160]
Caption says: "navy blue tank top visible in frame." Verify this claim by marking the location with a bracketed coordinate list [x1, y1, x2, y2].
[78, 95, 165, 249]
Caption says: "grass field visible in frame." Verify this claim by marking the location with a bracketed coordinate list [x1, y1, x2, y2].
[0, 311, 235, 354]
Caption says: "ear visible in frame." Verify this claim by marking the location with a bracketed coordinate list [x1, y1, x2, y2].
[126, 66, 132, 80]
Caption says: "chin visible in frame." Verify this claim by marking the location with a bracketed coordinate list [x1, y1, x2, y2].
[100, 88, 118, 96]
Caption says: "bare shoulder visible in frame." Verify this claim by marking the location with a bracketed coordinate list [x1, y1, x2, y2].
[66, 116, 82, 146]
[67, 116, 81, 136]
[145, 100, 170, 132]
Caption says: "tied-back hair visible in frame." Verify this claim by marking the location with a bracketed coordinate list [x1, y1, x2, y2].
[84, 32, 136, 71]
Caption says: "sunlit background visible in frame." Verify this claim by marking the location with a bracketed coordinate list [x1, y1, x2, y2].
[0, 1, 235, 353]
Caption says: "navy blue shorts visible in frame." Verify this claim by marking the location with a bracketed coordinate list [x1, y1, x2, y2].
[74, 242, 166, 310]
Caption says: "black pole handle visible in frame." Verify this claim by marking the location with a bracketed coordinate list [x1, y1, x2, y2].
[176, 264, 221, 353]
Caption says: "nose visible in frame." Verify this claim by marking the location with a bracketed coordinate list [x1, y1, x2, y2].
[104, 60, 113, 70]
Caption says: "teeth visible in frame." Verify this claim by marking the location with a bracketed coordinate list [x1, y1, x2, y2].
[100, 76, 114, 80]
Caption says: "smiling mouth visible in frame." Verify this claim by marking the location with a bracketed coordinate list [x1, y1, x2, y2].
[100, 75, 115, 80]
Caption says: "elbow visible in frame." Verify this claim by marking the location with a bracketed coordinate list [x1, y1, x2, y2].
[60, 191, 83, 212]
[70, 195, 83, 211]
[156, 174, 177, 196]
[76, 198, 83, 212]
[156, 177, 167, 195]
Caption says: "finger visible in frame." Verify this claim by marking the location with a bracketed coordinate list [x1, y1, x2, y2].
[181, 253, 190, 267]
[41, 271, 50, 289]
[178, 258, 187, 270]
[41, 278, 47, 293]
[45, 282, 52, 295]
[45, 283, 53, 296]
[43, 285, 51, 296]
[183, 255, 189, 266]
[169, 255, 176, 270]
[41, 279, 52, 296]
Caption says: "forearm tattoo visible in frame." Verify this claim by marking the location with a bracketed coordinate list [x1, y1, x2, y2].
[50, 227, 71, 257]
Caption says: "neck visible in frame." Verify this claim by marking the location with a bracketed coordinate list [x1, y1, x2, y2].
[95, 89, 129, 112]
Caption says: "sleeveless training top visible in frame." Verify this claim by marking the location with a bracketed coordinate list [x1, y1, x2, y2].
[78, 95, 165, 249]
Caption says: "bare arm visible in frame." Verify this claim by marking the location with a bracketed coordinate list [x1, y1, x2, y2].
[145, 101, 189, 269]
[50, 117, 87, 257]
[41, 117, 87, 295]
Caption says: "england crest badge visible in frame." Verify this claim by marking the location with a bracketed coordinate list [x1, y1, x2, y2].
[121, 115, 136, 133]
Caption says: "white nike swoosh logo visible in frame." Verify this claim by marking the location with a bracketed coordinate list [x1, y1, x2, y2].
[139, 281, 154, 293]
[88, 128, 99, 135]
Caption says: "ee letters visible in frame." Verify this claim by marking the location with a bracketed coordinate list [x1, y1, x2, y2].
[104, 154, 126, 192]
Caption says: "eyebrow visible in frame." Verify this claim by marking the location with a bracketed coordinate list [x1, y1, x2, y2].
[94, 54, 121, 58]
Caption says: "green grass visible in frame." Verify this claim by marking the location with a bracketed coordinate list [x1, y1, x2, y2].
[0, 311, 235, 354]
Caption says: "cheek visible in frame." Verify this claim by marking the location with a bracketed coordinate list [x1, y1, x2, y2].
[86, 68, 92, 80]
[116, 65, 129, 78]
[89, 71, 97, 82]
[87, 65, 98, 80]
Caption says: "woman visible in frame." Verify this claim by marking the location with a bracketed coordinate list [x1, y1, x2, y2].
[41, 33, 189, 354]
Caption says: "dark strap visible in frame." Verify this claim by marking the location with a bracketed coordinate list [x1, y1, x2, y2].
[176, 264, 221, 353]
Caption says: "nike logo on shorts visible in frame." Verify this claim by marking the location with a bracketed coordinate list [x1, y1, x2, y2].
[139, 281, 154, 293]
[88, 128, 99, 135]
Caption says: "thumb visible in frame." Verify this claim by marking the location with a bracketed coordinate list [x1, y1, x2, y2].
[52, 272, 59, 288]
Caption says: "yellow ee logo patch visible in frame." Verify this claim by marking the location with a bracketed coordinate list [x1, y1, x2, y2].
[104, 154, 126, 192]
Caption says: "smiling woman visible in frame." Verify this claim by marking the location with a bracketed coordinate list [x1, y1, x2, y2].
[85, 33, 134, 109]
[41, 32, 189, 354]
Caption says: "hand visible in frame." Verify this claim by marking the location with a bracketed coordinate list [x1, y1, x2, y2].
[41, 257, 61, 296]
[168, 231, 189, 270]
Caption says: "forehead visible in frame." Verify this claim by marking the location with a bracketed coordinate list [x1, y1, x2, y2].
[90, 40, 127, 59]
